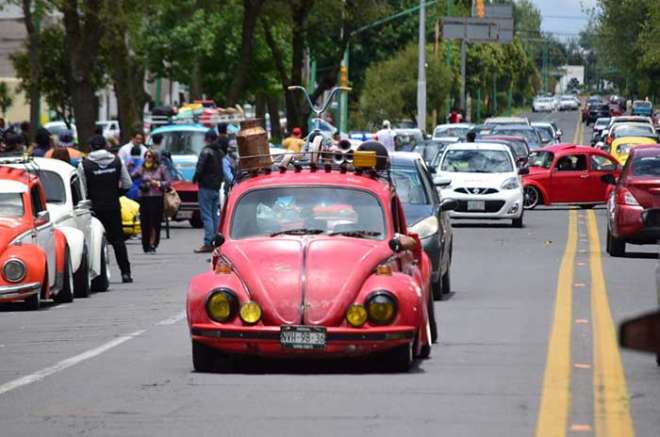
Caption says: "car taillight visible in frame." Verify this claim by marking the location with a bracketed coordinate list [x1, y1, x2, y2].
[617, 188, 640, 206]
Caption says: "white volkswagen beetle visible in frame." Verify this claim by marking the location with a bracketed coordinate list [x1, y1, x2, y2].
[8, 158, 110, 296]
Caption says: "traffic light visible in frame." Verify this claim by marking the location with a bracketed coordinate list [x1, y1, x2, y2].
[476, 0, 484, 18]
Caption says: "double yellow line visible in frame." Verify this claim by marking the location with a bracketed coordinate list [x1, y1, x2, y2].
[535, 117, 633, 436]
[534, 210, 635, 436]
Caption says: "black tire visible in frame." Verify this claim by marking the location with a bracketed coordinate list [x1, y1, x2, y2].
[91, 239, 110, 292]
[427, 294, 438, 344]
[432, 275, 443, 300]
[607, 227, 625, 257]
[24, 282, 42, 310]
[192, 340, 217, 373]
[74, 248, 90, 298]
[512, 211, 524, 228]
[189, 216, 203, 228]
[53, 250, 74, 304]
[523, 186, 541, 209]
[386, 343, 413, 372]
[442, 269, 451, 296]
[656, 353, 660, 367]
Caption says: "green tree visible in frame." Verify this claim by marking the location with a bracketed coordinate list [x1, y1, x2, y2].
[360, 43, 451, 128]
[0, 82, 13, 117]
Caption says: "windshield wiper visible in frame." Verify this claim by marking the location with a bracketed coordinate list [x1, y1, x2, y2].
[328, 230, 382, 239]
[270, 228, 325, 237]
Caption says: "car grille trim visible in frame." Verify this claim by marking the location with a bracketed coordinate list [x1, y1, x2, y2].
[454, 187, 499, 195]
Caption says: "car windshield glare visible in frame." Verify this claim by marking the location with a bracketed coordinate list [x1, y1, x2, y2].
[230, 187, 386, 240]
[529, 151, 554, 169]
[631, 155, 660, 177]
[160, 131, 206, 155]
[0, 193, 24, 217]
[440, 149, 514, 173]
[391, 167, 429, 205]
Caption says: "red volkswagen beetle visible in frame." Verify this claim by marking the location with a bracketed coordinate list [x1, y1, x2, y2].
[186, 152, 435, 372]
[604, 144, 660, 256]
[0, 166, 74, 309]
[522, 144, 621, 209]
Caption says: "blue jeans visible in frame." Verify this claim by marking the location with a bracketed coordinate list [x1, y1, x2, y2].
[198, 187, 219, 246]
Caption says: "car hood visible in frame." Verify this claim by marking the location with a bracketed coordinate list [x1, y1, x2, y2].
[0, 218, 31, 250]
[402, 204, 434, 227]
[438, 171, 516, 189]
[223, 237, 391, 325]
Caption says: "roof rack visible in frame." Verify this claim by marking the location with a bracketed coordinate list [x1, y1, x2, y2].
[234, 150, 394, 188]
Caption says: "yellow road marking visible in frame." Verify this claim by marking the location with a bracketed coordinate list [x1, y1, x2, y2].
[535, 210, 577, 437]
[586, 211, 635, 437]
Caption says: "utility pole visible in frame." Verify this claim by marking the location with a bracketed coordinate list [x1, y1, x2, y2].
[445, 0, 453, 116]
[417, 0, 426, 131]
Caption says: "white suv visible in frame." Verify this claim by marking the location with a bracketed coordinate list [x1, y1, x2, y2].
[434, 143, 526, 227]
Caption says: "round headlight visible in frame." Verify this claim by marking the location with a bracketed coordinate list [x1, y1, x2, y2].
[346, 304, 368, 327]
[366, 292, 397, 325]
[206, 289, 238, 322]
[3, 259, 26, 283]
[239, 301, 262, 325]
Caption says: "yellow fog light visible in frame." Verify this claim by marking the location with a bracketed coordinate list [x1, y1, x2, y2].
[346, 304, 368, 327]
[366, 292, 397, 325]
[239, 301, 262, 324]
[206, 289, 238, 322]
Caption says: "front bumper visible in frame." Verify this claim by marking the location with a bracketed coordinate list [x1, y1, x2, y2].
[0, 282, 41, 303]
[445, 189, 524, 219]
[191, 324, 415, 358]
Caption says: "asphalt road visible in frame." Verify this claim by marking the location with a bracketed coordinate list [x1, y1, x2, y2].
[0, 111, 658, 437]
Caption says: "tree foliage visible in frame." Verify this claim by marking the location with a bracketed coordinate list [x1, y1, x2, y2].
[0, 82, 13, 116]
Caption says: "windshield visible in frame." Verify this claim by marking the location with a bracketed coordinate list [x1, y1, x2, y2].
[631, 155, 660, 177]
[391, 166, 429, 205]
[412, 141, 448, 163]
[230, 187, 386, 240]
[34, 170, 66, 204]
[614, 126, 655, 138]
[159, 131, 206, 155]
[434, 126, 470, 138]
[440, 149, 514, 173]
[529, 151, 554, 169]
[492, 128, 541, 148]
[0, 193, 24, 217]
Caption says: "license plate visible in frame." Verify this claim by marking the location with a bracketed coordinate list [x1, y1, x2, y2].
[176, 210, 193, 219]
[280, 325, 326, 350]
[467, 200, 485, 211]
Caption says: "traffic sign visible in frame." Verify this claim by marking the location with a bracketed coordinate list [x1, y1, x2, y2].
[483, 4, 513, 18]
[442, 17, 499, 43]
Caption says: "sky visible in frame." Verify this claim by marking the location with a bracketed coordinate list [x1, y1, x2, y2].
[532, 0, 598, 40]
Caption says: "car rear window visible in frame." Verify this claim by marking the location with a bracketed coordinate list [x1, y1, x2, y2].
[231, 187, 386, 240]
[631, 155, 660, 177]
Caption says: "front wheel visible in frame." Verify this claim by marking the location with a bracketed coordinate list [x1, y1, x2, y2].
[428, 294, 438, 344]
[385, 343, 413, 372]
[512, 211, 524, 228]
[74, 248, 90, 298]
[607, 227, 626, 257]
[53, 250, 74, 304]
[91, 239, 110, 292]
[192, 340, 217, 373]
[523, 186, 541, 209]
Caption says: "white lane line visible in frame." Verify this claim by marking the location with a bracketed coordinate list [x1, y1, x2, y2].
[156, 311, 186, 326]
[0, 329, 145, 396]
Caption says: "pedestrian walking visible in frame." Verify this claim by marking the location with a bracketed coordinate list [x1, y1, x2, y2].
[376, 120, 395, 152]
[282, 127, 305, 153]
[192, 128, 225, 253]
[78, 135, 134, 283]
[132, 150, 170, 253]
[118, 130, 147, 170]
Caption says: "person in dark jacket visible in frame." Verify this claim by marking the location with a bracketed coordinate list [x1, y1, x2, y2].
[192, 129, 224, 253]
[77, 135, 134, 283]
[32, 127, 52, 157]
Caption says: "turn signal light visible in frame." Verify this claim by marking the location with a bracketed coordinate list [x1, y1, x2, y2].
[215, 260, 232, 274]
[346, 304, 368, 327]
[239, 301, 262, 324]
[375, 264, 393, 276]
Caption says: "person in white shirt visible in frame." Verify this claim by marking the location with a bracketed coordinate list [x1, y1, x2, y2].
[376, 120, 395, 152]
[117, 130, 147, 170]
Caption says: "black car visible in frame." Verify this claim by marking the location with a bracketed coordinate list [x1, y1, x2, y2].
[390, 152, 455, 300]
[587, 104, 610, 125]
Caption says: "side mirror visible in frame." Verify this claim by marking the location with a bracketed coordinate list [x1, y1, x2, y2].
[433, 177, 452, 188]
[36, 210, 50, 224]
[600, 174, 616, 185]
[211, 233, 225, 248]
[619, 311, 660, 353]
[76, 199, 92, 210]
[440, 198, 457, 212]
[389, 238, 402, 253]
[518, 167, 530, 175]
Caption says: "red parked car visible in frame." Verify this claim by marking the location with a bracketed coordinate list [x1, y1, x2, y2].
[186, 151, 435, 372]
[0, 166, 74, 309]
[522, 144, 621, 209]
[604, 144, 660, 256]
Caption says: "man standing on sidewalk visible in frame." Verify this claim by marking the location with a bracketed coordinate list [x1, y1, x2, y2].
[192, 129, 225, 253]
[78, 135, 134, 283]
